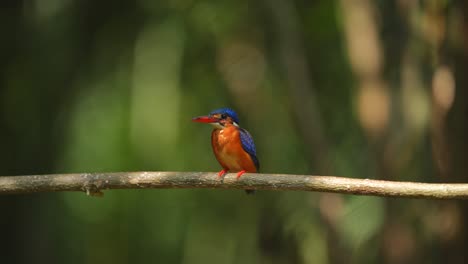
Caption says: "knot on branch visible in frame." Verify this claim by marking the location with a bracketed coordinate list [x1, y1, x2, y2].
[83, 181, 104, 197]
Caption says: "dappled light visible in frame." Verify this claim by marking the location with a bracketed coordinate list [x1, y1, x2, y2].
[130, 20, 184, 166]
[341, 0, 389, 139]
[341, 0, 383, 77]
[217, 40, 266, 109]
[432, 65, 455, 114]
[356, 81, 390, 138]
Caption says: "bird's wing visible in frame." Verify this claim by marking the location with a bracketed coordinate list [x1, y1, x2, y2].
[239, 128, 260, 170]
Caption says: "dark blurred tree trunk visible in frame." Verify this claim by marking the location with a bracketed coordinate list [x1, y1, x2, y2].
[441, 2, 468, 262]
[0, 2, 38, 263]
[0, 1, 142, 263]
[260, 0, 341, 263]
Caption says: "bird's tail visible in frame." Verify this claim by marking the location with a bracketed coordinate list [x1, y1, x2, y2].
[245, 189, 256, 195]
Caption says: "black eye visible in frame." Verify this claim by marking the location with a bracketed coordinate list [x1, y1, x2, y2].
[221, 114, 227, 119]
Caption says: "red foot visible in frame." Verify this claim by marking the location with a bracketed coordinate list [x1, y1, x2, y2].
[236, 170, 246, 179]
[218, 169, 228, 179]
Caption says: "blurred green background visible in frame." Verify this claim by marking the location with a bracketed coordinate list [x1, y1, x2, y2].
[1, 0, 468, 263]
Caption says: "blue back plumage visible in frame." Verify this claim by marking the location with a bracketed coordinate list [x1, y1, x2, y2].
[210, 108, 240, 124]
[239, 128, 260, 170]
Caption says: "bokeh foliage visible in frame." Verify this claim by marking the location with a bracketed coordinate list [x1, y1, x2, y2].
[1, 0, 467, 263]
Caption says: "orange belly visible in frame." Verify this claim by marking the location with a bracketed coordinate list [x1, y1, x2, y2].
[211, 126, 257, 172]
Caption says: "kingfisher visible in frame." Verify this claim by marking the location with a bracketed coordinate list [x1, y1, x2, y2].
[192, 108, 259, 193]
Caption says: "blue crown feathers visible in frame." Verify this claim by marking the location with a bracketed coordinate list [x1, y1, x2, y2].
[210, 108, 240, 124]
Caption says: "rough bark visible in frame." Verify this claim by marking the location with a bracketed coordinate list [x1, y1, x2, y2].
[1, 172, 468, 199]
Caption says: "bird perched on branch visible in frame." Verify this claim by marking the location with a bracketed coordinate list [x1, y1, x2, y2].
[192, 108, 259, 194]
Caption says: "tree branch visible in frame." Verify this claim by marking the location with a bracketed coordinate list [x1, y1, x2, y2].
[1, 172, 467, 199]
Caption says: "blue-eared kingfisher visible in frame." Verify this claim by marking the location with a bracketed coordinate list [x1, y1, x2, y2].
[192, 108, 259, 193]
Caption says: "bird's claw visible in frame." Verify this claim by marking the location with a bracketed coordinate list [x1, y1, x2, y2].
[236, 170, 246, 179]
[218, 169, 228, 179]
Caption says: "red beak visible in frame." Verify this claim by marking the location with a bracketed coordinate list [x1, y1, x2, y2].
[192, 115, 219, 123]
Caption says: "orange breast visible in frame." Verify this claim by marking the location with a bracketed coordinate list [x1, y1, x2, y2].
[211, 126, 257, 172]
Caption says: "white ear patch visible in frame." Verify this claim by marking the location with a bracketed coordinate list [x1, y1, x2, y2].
[210, 122, 224, 129]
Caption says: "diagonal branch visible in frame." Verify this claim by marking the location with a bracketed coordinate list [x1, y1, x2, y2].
[0, 172, 467, 199]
